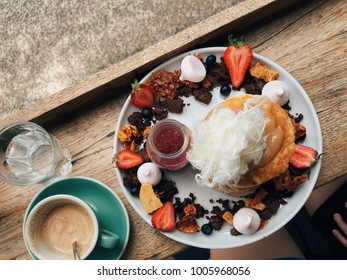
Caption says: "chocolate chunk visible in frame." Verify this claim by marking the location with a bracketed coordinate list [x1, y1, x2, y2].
[207, 60, 230, 84]
[241, 71, 266, 94]
[208, 215, 224, 231]
[177, 84, 193, 97]
[154, 179, 178, 203]
[161, 97, 185, 113]
[192, 88, 212, 104]
[230, 228, 241, 236]
[152, 104, 168, 120]
[122, 168, 141, 188]
[127, 112, 145, 130]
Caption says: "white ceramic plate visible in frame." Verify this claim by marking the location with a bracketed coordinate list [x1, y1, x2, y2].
[114, 47, 322, 249]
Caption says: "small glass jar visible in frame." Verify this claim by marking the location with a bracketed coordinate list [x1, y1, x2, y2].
[146, 119, 191, 171]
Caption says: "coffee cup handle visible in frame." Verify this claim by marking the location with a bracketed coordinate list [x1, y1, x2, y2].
[97, 228, 120, 249]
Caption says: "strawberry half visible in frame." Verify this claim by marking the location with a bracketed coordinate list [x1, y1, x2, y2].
[151, 201, 175, 232]
[289, 144, 317, 169]
[116, 149, 143, 169]
[223, 35, 253, 88]
[130, 80, 155, 108]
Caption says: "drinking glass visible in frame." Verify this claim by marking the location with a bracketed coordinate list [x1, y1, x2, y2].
[0, 122, 72, 186]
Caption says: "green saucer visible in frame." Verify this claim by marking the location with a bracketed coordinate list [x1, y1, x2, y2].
[23, 176, 130, 260]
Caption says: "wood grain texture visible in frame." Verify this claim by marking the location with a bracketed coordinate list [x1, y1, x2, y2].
[0, 0, 346, 260]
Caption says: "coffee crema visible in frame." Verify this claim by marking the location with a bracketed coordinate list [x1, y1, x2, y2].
[40, 203, 95, 257]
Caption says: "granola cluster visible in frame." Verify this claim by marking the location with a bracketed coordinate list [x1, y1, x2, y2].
[144, 70, 180, 100]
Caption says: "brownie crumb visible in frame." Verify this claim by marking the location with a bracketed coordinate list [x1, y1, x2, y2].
[230, 228, 241, 236]
[192, 88, 212, 104]
[127, 112, 145, 131]
[241, 71, 266, 94]
[154, 179, 178, 203]
[288, 112, 303, 123]
[152, 104, 168, 120]
[177, 84, 193, 97]
[282, 101, 291, 111]
[161, 97, 185, 113]
[206, 60, 230, 84]
[122, 167, 141, 188]
[208, 215, 224, 231]
[294, 113, 304, 123]
[174, 193, 208, 219]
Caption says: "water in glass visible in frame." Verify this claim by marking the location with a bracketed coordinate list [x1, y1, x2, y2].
[0, 122, 72, 186]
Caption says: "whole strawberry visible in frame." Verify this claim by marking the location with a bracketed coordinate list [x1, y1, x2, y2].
[224, 35, 253, 88]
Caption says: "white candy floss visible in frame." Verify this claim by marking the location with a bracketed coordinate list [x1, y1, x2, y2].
[187, 97, 266, 189]
[233, 208, 261, 235]
[137, 162, 162, 186]
[179, 55, 206, 83]
[261, 80, 290, 106]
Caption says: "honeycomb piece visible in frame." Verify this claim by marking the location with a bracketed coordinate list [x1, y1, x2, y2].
[139, 183, 163, 214]
[250, 61, 279, 82]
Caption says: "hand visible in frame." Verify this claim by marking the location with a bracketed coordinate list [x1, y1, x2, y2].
[332, 202, 347, 248]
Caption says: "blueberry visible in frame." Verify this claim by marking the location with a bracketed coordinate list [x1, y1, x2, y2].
[201, 223, 213, 235]
[205, 55, 216, 66]
[141, 108, 153, 120]
[129, 186, 140, 196]
[220, 84, 231, 96]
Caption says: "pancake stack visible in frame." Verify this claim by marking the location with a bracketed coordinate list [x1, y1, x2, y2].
[191, 94, 295, 197]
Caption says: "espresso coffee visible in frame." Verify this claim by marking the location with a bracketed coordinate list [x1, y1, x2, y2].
[36, 202, 95, 258]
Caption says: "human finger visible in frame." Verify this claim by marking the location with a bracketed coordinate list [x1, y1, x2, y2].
[332, 229, 347, 248]
[334, 213, 347, 235]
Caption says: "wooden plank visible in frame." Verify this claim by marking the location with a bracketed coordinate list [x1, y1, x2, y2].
[0, 0, 345, 260]
[0, 0, 301, 128]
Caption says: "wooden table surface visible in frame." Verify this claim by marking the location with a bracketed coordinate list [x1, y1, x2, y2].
[0, 0, 346, 260]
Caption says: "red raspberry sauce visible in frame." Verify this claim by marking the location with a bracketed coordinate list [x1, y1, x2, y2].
[154, 127, 184, 154]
